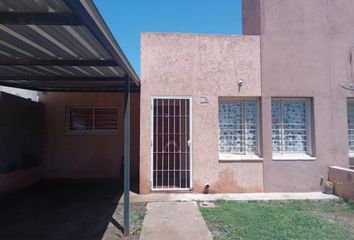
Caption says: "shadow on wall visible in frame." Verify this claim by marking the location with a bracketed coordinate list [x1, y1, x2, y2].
[0, 181, 126, 240]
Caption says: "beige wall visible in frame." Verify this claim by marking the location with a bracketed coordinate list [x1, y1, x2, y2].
[39, 92, 140, 181]
[140, 33, 262, 193]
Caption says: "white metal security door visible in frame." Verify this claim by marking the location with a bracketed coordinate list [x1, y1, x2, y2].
[151, 97, 192, 190]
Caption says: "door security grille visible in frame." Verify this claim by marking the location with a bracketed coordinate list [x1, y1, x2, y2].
[152, 98, 191, 190]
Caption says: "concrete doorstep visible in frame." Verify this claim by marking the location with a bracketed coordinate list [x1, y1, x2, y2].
[140, 202, 212, 240]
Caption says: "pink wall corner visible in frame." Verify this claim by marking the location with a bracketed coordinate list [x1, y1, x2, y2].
[0, 166, 42, 195]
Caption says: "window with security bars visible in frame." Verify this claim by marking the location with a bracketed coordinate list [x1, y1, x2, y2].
[67, 107, 118, 133]
[347, 100, 354, 155]
[218, 99, 259, 155]
[272, 99, 312, 155]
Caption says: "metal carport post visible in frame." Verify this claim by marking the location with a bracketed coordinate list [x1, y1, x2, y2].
[123, 75, 131, 235]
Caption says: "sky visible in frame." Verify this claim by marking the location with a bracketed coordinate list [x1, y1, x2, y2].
[93, 1, 243, 76]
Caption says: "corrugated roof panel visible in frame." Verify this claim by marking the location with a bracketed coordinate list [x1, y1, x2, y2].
[0, 39, 35, 58]
[0, 0, 140, 91]
[0, 66, 34, 76]
[7, 25, 77, 59]
[0, 25, 112, 60]
[0, 0, 70, 13]
[69, 26, 112, 59]
[58, 66, 125, 77]
[40, 25, 111, 59]
[0, 25, 55, 59]
[0, 65, 126, 78]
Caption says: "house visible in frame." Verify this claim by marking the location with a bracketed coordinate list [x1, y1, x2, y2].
[139, 0, 354, 193]
[1, 0, 354, 196]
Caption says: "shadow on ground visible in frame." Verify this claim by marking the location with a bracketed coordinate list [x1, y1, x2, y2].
[0, 180, 140, 240]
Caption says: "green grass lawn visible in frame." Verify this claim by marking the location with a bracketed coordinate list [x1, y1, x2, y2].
[200, 200, 354, 240]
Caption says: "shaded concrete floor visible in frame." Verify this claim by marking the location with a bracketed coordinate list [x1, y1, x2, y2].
[120, 191, 338, 203]
[0, 181, 143, 240]
[140, 202, 212, 240]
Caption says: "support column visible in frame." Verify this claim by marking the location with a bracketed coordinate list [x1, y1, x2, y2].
[124, 75, 131, 235]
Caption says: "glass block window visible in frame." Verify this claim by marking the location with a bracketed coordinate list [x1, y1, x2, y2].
[67, 107, 118, 133]
[347, 100, 354, 153]
[272, 99, 311, 155]
[219, 99, 259, 155]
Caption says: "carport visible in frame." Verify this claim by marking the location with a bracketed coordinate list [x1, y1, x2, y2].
[0, 0, 139, 235]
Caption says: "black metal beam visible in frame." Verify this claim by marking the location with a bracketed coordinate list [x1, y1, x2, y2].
[0, 12, 82, 25]
[123, 75, 131, 236]
[63, 0, 139, 86]
[0, 76, 126, 82]
[0, 81, 139, 92]
[0, 58, 117, 66]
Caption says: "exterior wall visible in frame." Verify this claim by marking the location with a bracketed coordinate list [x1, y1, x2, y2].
[0, 92, 43, 194]
[242, 0, 261, 35]
[140, 33, 262, 193]
[38, 92, 140, 181]
[329, 166, 354, 200]
[0, 92, 44, 174]
[243, 0, 354, 191]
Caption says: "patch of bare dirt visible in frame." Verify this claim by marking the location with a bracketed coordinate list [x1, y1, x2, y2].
[102, 203, 146, 240]
[317, 211, 354, 235]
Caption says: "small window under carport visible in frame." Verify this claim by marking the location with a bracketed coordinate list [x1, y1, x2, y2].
[0, 0, 139, 235]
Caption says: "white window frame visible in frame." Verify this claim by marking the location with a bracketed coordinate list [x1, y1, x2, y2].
[271, 98, 314, 160]
[347, 99, 354, 161]
[218, 98, 262, 161]
[65, 106, 119, 134]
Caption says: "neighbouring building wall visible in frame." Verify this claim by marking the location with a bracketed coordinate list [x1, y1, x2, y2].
[140, 33, 262, 193]
[38, 92, 140, 181]
[0, 92, 43, 194]
[243, 0, 354, 191]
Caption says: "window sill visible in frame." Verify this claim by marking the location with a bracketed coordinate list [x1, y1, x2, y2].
[219, 154, 263, 162]
[272, 155, 316, 161]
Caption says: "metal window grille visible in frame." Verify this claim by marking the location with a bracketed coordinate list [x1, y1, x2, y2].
[272, 99, 311, 155]
[68, 107, 118, 132]
[218, 99, 258, 155]
[152, 98, 191, 190]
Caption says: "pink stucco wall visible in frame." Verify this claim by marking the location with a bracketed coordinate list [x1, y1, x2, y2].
[140, 33, 262, 193]
[39, 92, 140, 181]
[242, 0, 354, 192]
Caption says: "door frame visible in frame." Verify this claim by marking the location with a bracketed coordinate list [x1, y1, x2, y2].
[150, 96, 193, 191]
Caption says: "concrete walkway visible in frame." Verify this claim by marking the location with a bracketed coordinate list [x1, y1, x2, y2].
[120, 192, 338, 204]
[140, 202, 212, 240]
